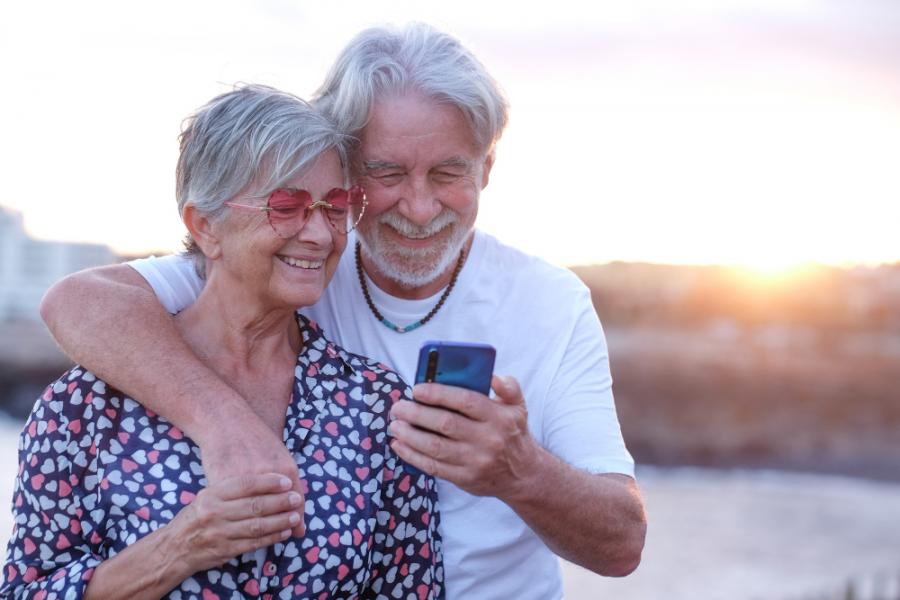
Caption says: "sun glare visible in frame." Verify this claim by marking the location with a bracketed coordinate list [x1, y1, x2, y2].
[731, 259, 817, 286]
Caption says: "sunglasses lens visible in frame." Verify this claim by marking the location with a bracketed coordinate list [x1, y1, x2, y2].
[267, 189, 312, 237]
[323, 188, 349, 209]
[348, 185, 366, 206]
[319, 189, 348, 234]
[345, 186, 367, 232]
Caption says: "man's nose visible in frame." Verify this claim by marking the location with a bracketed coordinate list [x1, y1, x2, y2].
[397, 178, 442, 226]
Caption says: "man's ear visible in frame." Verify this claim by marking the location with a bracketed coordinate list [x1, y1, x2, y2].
[480, 152, 495, 190]
[183, 204, 223, 260]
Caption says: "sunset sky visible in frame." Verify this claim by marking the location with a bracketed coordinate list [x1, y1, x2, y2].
[1, 0, 898, 269]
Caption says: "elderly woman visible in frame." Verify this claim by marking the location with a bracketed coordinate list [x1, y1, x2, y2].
[1, 85, 443, 599]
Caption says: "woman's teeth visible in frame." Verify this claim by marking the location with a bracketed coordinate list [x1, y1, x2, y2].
[278, 256, 323, 269]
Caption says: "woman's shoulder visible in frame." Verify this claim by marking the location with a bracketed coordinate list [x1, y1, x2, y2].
[31, 366, 155, 439]
[38, 366, 115, 416]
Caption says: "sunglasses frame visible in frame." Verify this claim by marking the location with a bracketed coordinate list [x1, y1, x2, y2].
[226, 185, 367, 237]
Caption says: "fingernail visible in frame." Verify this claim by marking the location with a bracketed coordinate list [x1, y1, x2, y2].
[288, 492, 302, 507]
[279, 476, 292, 490]
[289, 512, 300, 525]
[281, 529, 291, 539]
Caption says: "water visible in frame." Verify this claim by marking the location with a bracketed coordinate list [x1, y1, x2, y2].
[1, 414, 898, 599]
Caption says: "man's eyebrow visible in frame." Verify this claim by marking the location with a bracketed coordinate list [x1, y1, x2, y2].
[434, 156, 472, 169]
[363, 160, 402, 170]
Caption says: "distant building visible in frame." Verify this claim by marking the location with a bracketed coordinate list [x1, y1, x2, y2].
[0, 206, 117, 322]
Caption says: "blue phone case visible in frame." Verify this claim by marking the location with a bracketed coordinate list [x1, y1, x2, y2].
[414, 341, 496, 395]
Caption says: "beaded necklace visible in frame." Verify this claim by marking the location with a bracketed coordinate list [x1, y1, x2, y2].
[355, 242, 466, 333]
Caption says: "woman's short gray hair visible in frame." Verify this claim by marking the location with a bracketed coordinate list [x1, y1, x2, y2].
[177, 84, 348, 277]
[313, 22, 509, 161]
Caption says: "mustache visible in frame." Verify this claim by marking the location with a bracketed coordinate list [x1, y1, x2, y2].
[377, 208, 459, 237]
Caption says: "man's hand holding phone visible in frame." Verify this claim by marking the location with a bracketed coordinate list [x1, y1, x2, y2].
[389, 342, 544, 501]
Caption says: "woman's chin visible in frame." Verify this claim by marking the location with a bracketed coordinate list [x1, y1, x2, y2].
[272, 265, 328, 308]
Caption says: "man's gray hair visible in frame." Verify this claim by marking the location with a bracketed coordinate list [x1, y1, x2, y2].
[313, 22, 509, 160]
[176, 84, 348, 277]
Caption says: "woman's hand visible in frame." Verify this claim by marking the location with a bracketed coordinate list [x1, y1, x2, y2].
[196, 416, 306, 536]
[83, 473, 303, 600]
[167, 472, 303, 573]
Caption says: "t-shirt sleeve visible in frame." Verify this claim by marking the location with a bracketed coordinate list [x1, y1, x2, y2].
[128, 254, 204, 314]
[541, 285, 635, 478]
[0, 372, 105, 599]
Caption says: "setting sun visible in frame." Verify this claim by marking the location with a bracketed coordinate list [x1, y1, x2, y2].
[731, 262, 817, 287]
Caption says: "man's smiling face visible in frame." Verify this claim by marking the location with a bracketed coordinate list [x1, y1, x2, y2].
[355, 91, 492, 291]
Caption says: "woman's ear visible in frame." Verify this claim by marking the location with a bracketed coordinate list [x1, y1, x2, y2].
[183, 204, 223, 260]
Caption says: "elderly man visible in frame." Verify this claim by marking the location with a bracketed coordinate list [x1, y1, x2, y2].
[42, 23, 646, 599]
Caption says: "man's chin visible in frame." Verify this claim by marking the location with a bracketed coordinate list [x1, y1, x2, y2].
[372, 252, 447, 289]
[358, 223, 471, 289]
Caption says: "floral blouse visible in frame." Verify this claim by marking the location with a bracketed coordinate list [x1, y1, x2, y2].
[1, 315, 443, 599]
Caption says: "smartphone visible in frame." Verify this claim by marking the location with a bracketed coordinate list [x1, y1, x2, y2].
[414, 341, 496, 395]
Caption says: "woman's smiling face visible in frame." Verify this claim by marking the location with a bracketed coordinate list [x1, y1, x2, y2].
[209, 150, 348, 311]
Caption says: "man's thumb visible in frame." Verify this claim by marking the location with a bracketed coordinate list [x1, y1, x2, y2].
[492, 375, 523, 405]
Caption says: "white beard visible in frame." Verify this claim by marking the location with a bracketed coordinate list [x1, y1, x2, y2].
[357, 208, 470, 289]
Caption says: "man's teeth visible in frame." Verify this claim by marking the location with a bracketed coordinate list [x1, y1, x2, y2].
[389, 226, 435, 239]
[278, 256, 324, 269]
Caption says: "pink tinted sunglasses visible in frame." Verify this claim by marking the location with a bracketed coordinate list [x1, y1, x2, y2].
[226, 185, 367, 237]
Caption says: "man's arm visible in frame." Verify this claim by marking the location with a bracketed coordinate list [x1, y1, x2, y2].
[40, 265, 306, 534]
[388, 376, 646, 577]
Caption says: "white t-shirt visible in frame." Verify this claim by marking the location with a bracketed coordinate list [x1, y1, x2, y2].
[130, 230, 634, 600]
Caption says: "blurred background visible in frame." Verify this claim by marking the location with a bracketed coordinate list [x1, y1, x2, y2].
[1, 1, 899, 598]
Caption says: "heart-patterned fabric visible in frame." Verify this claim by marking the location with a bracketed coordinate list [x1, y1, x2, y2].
[1, 315, 443, 599]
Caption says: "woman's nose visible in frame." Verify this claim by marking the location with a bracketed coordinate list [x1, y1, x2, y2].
[297, 205, 337, 242]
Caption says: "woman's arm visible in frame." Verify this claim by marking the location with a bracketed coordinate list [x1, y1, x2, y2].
[83, 474, 301, 600]
[1, 374, 302, 600]
[1, 379, 105, 598]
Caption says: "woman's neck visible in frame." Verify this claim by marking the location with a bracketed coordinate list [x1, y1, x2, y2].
[174, 273, 301, 382]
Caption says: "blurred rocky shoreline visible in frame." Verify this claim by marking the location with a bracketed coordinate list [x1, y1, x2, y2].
[579, 261, 900, 483]
[607, 325, 900, 482]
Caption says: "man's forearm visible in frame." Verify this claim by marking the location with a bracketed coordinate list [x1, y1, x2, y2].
[504, 447, 647, 577]
[40, 265, 252, 444]
[390, 378, 647, 575]
[42, 265, 307, 535]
